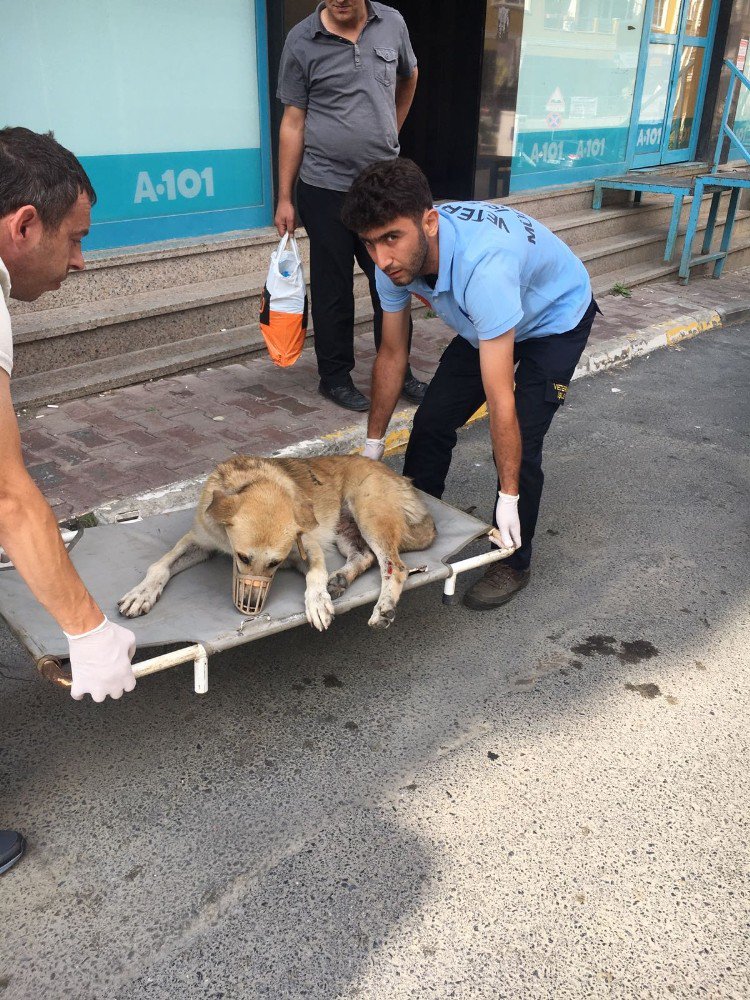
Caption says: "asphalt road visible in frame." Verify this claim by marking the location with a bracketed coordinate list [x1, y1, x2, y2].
[1, 323, 748, 1000]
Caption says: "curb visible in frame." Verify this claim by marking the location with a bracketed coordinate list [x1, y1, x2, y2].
[92, 305, 734, 524]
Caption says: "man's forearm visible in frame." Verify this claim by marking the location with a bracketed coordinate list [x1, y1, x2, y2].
[368, 348, 408, 438]
[488, 398, 522, 496]
[278, 120, 305, 201]
[0, 474, 102, 635]
[395, 72, 418, 132]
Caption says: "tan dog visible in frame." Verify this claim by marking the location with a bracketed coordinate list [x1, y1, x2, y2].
[118, 454, 436, 631]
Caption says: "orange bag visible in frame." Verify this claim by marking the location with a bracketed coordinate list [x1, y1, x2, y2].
[259, 234, 308, 367]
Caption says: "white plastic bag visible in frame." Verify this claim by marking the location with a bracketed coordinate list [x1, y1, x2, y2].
[259, 233, 308, 367]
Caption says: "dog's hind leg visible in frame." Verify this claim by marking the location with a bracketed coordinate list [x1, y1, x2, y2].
[118, 532, 212, 618]
[327, 507, 375, 599]
[349, 507, 408, 629]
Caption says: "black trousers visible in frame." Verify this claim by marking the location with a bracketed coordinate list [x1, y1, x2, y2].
[296, 179, 414, 388]
[403, 298, 598, 571]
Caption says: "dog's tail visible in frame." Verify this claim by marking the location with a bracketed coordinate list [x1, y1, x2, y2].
[396, 480, 437, 552]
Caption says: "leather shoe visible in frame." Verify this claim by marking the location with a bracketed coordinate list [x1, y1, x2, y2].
[0, 830, 26, 875]
[402, 374, 429, 404]
[318, 380, 370, 412]
[463, 563, 530, 610]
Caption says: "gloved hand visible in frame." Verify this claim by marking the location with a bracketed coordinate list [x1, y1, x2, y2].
[363, 437, 386, 461]
[494, 492, 521, 550]
[65, 617, 137, 702]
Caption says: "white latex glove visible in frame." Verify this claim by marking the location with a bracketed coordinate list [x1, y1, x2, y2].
[65, 617, 137, 702]
[363, 437, 386, 461]
[494, 492, 521, 550]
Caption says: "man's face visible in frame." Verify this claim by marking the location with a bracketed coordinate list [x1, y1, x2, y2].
[360, 215, 430, 286]
[322, 0, 367, 30]
[5, 192, 90, 302]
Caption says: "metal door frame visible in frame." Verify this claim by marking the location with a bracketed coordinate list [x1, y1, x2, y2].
[626, 0, 719, 168]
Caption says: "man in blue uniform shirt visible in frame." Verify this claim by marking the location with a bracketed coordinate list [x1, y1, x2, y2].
[341, 158, 599, 608]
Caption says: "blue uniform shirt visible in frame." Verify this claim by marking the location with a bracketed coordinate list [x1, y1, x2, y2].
[375, 202, 592, 346]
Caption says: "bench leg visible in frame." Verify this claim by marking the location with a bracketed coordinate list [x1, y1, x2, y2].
[592, 181, 603, 210]
[714, 188, 740, 278]
[702, 192, 721, 254]
[633, 190, 642, 205]
[679, 184, 704, 282]
[665, 193, 684, 262]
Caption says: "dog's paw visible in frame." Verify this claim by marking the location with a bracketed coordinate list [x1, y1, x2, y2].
[118, 584, 159, 618]
[305, 588, 335, 632]
[327, 572, 349, 600]
[368, 605, 396, 630]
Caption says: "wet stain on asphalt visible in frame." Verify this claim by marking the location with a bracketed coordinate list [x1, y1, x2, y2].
[571, 634, 618, 657]
[694, 660, 707, 671]
[487, 751, 499, 761]
[625, 682, 661, 699]
[344, 720, 359, 732]
[617, 639, 659, 664]
[571, 635, 660, 664]
[323, 673, 344, 688]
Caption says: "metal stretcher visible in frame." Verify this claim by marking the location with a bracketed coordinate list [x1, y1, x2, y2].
[0, 494, 511, 694]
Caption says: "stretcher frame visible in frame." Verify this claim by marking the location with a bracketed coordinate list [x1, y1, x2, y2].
[1, 497, 513, 696]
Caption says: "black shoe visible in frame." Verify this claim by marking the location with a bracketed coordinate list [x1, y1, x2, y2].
[318, 380, 370, 412]
[463, 563, 530, 610]
[0, 830, 26, 874]
[402, 374, 429, 405]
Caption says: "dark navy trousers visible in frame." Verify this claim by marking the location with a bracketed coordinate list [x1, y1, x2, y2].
[296, 179, 414, 389]
[403, 297, 598, 571]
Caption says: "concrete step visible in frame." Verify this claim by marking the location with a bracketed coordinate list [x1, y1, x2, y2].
[552, 188, 737, 246]
[9, 226, 307, 315]
[12, 268, 373, 378]
[592, 236, 750, 297]
[10, 294, 384, 409]
[573, 210, 750, 279]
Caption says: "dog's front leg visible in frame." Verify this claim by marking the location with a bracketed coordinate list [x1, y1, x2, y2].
[118, 532, 211, 618]
[301, 538, 335, 632]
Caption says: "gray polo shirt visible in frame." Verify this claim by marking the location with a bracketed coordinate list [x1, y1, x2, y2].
[277, 1, 417, 192]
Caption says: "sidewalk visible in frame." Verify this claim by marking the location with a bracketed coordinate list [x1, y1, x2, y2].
[16, 267, 750, 524]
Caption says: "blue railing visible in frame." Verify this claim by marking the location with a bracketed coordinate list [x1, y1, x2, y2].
[712, 60, 750, 171]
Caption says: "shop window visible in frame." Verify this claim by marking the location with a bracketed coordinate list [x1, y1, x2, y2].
[511, 0, 647, 189]
[0, 0, 273, 251]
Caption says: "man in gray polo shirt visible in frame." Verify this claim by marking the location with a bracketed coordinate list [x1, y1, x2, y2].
[275, 0, 425, 412]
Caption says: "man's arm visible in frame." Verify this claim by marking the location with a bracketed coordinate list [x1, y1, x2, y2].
[395, 69, 418, 132]
[367, 307, 411, 441]
[478, 331, 522, 548]
[0, 372, 102, 633]
[0, 372, 136, 699]
[275, 105, 306, 236]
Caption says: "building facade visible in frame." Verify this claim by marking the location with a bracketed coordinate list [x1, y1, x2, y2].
[1, 0, 747, 255]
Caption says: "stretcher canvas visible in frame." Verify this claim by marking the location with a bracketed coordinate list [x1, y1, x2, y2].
[0, 493, 490, 661]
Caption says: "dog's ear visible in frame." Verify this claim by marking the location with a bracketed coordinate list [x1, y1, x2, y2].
[293, 499, 318, 534]
[207, 490, 239, 525]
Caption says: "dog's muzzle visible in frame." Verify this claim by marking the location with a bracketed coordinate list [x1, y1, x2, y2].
[232, 537, 307, 616]
[233, 565, 274, 616]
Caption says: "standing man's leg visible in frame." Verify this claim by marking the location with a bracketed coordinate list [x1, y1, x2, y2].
[296, 180, 369, 412]
[403, 336, 487, 498]
[354, 239, 428, 405]
[464, 298, 598, 609]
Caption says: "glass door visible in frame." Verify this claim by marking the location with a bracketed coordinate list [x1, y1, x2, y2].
[629, 0, 718, 168]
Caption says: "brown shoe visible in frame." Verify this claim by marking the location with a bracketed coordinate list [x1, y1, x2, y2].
[463, 563, 530, 610]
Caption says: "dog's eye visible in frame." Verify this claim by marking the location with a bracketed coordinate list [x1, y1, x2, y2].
[267, 559, 281, 569]
[236, 553, 251, 566]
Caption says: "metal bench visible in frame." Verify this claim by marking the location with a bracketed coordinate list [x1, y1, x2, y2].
[678, 61, 750, 282]
[592, 173, 721, 265]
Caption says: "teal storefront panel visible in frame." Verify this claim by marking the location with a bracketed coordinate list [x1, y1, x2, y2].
[0, 0, 273, 252]
[81, 147, 267, 250]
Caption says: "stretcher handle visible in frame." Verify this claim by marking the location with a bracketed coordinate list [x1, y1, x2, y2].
[36, 644, 209, 694]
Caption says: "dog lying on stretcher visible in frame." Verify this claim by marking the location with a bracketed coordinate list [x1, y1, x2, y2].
[118, 454, 436, 631]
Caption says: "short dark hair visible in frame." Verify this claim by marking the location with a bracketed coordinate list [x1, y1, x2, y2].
[342, 158, 433, 234]
[0, 127, 97, 230]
